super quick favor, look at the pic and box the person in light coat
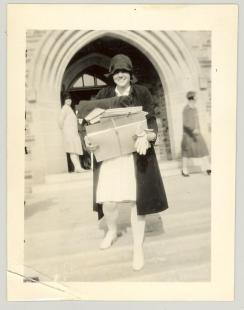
[59,95,84,173]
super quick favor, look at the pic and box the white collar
[115,85,131,97]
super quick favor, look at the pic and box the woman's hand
[135,134,150,155]
[84,136,99,152]
[134,128,156,155]
[134,129,152,155]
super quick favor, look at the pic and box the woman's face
[65,98,72,106]
[113,70,131,89]
[188,98,196,108]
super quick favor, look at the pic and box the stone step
[161,168,181,177]
[24,230,210,282]
[31,179,91,194]
[31,159,204,194]
[29,161,182,193]
[45,171,92,184]
[44,160,181,184]
[32,172,180,195]
[24,205,209,262]
[159,160,181,170]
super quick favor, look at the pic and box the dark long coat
[181,105,209,158]
[90,84,169,219]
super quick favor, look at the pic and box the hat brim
[104,72,138,84]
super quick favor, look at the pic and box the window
[73,76,84,88]
[72,74,106,88]
[96,78,106,86]
[83,74,95,87]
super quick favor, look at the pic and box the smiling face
[65,98,72,106]
[112,70,131,89]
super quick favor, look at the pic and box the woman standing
[181,91,211,176]
[59,94,85,173]
[85,54,168,270]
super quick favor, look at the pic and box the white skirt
[96,154,136,203]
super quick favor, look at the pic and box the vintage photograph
[24,30,211,282]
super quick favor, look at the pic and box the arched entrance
[60,52,110,171]
[61,36,173,170]
[27,30,201,181]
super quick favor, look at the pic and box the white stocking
[201,156,211,171]
[70,153,82,171]
[100,202,118,249]
[130,204,146,270]
[182,157,189,174]
[103,202,118,234]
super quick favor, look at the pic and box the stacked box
[86,111,148,162]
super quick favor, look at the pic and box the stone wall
[180,31,211,148]
[25,31,211,190]
[25,30,47,196]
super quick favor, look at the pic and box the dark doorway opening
[61,35,172,172]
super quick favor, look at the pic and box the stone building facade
[25,30,211,192]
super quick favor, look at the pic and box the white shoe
[74,168,85,173]
[132,246,144,271]
[100,231,117,250]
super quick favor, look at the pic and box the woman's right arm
[76,90,132,119]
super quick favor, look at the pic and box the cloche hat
[105,54,137,83]
[186,91,196,100]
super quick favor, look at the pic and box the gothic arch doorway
[27,30,200,178]
[61,36,173,167]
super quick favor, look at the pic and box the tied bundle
[84,106,148,162]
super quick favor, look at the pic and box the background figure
[59,94,85,173]
[181,91,211,176]
[77,119,91,170]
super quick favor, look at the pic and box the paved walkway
[24,171,211,282]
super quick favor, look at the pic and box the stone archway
[62,53,110,90]
[27,30,201,180]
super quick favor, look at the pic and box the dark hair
[63,95,76,112]
[64,94,71,101]
[186,91,196,100]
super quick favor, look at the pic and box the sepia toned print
[7,4,237,301]
[24,30,211,281]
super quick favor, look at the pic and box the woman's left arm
[142,88,158,142]
[134,87,158,155]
